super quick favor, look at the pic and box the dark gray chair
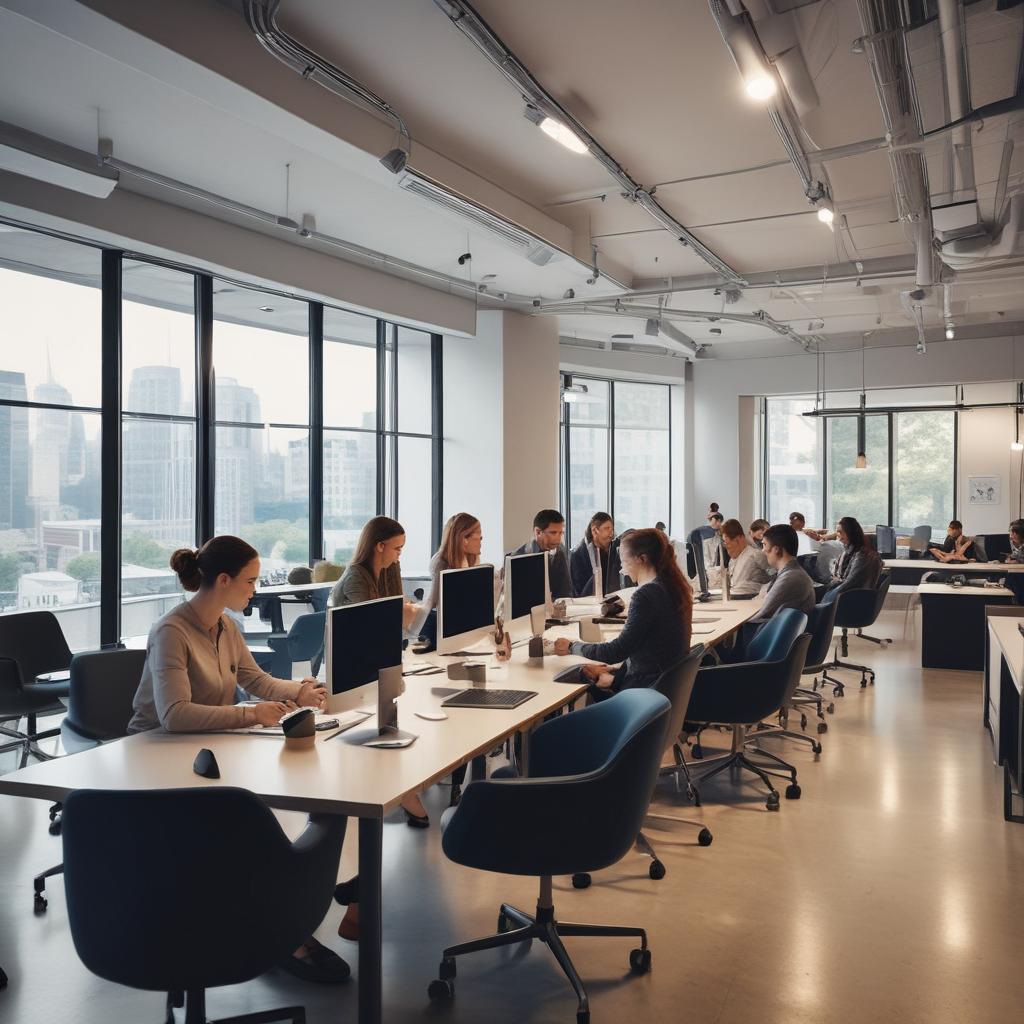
[62,787,346,1024]
[820,574,891,692]
[0,610,74,767]
[430,690,670,1024]
[34,648,147,912]
[250,611,325,680]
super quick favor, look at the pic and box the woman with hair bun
[553,527,692,695]
[128,536,346,982]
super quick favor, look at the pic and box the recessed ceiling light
[744,75,776,101]
[523,103,588,154]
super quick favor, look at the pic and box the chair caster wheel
[697,827,713,847]
[785,783,801,799]
[428,979,454,1001]
[572,872,592,889]
[817,722,827,734]
[811,742,822,754]
[861,677,868,688]
[827,703,835,714]
[799,714,807,731]
[629,948,652,974]
[649,859,666,880]
[577,1011,591,1024]
[692,744,703,759]
[766,793,780,811]
[438,957,456,981]
[33,894,47,913]
[48,819,62,836]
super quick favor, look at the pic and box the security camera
[457,253,472,266]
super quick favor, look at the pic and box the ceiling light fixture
[744,74,776,101]
[561,375,589,404]
[1014,389,1024,451]
[816,201,835,227]
[523,103,588,154]
[0,120,118,198]
[855,334,868,470]
[945,324,955,340]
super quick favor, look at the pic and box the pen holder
[281,707,316,750]
[448,661,487,685]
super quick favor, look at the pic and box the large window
[560,376,672,546]
[0,220,444,649]
[765,397,822,526]
[764,392,956,532]
[0,230,103,651]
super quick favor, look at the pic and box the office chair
[788,600,839,732]
[683,609,808,810]
[33,648,146,912]
[250,611,325,680]
[571,645,711,891]
[0,610,74,768]
[819,575,891,693]
[62,787,346,1024]
[430,690,670,1024]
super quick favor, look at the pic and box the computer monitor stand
[362,665,418,748]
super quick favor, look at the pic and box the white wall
[691,334,1024,534]
[444,311,560,560]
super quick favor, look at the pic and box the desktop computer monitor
[875,525,897,558]
[324,595,404,713]
[437,563,496,655]
[686,540,710,599]
[504,551,549,623]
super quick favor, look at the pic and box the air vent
[399,171,559,264]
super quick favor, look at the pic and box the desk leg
[358,817,383,1024]
[469,754,487,783]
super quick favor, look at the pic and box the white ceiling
[0,0,1022,359]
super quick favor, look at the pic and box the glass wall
[894,411,956,533]
[0,220,443,648]
[765,396,822,526]
[0,230,103,651]
[826,415,890,529]
[560,376,672,547]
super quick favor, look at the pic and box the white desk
[0,600,761,1022]
[985,614,1024,821]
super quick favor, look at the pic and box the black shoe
[404,807,430,828]
[333,876,359,906]
[278,940,350,984]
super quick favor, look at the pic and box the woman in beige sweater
[129,536,347,985]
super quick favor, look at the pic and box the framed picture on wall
[967,476,1000,505]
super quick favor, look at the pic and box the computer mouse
[193,748,220,779]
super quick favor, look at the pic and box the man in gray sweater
[749,523,816,624]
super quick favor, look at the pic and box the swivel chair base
[856,627,892,647]
[751,719,822,755]
[0,715,60,769]
[167,987,304,1024]
[428,876,651,1024]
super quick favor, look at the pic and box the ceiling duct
[398,171,559,264]
[432,0,745,285]
[244,0,411,173]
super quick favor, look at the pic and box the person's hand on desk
[553,637,573,656]
[252,701,291,727]
[296,678,327,709]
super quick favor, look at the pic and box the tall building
[0,370,29,529]
[214,377,260,535]
[29,378,75,525]
[123,366,195,544]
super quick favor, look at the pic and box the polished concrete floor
[2,609,1023,1024]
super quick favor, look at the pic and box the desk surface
[989,616,1024,694]
[917,582,1014,597]
[254,581,335,595]
[882,559,1024,573]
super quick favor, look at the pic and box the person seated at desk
[507,508,574,599]
[749,518,770,549]
[552,528,692,697]
[1004,520,1024,563]
[418,512,486,645]
[128,536,346,984]
[929,519,983,563]
[570,511,622,597]
[822,517,881,602]
[749,525,816,625]
[721,518,770,596]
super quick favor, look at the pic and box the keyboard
[441,688,537,710]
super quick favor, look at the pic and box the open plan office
[2,2,1024,1023]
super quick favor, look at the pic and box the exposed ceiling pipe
[707,1,832,217]
[536,299,819,350]
[97,143,536,307]
[244,0,411,173]
[432,0,745,285]
[936,0,976,198]
[657,321,701,359]
[855,0,936,289]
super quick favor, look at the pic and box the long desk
[248,581,335,632]
[0,598,760,1022]
[918,582,1014,670]
[883,558,1024,587]
[985,615,1024,822]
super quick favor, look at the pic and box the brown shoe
[338,902,360,941]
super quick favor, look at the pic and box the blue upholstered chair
[250,611,325,680]
[429,689,670,1024]
[684,609,809,810]
[62,787,345,1024]
[820,573,891,692]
